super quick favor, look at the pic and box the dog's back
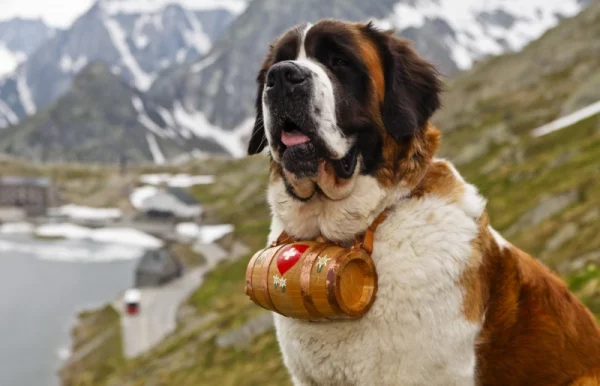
[475,242,600,385]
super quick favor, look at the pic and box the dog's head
[248,19,442,202]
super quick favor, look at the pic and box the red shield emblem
[277,244,309,275]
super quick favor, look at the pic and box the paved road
[117,266,208,358]
[116,241,249,358]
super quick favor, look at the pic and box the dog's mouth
[281,119,310,148]
[279,120,358,181]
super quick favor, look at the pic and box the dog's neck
[268,124,440,244]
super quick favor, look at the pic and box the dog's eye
[331,56,349,68]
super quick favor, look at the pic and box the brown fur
[474,238,600,385]
[412,157,600,384]
[375,123,441,189]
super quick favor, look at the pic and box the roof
[124,289,141,303]
[136,248,182,275]
[0,176,51,187]
[167,187,200,206]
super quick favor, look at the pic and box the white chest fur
[269,185,484,386]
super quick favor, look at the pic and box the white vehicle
[124,288,141,315]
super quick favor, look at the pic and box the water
[0,236,142,386]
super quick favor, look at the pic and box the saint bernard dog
[247,19,600,386]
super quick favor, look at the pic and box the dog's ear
[367,25,442,142]
[247,51,274,155]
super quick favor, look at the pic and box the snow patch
[133,34,149,49]
[156,106,175,126]
[0,222,34,235]
[172,102,244,157]
[36,223,92,239]
[60,55,89,73]
[139,173,215,187]
[89,227,163,248]
[103,16,154,90]
[175,222,202,239]
[531,100,600,137]
[102,0,247,16]
[146,133,166,165]
[16,71,36,115]
[182,9,212,55]
[132,96,144,112]
[233,116,255,138]
[176,222,234,243]
[54,204,123,221]
[387,0,583,69]
[191,52,221,73]
[198,224,234,244]
[34,223,163,248]
[131,96,167,138]
[0,44,25,76]
[0,99,19,126]
[0,238,146,263]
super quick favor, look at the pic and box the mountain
[0,62,226,164]
[0,18,55,77]
[378,0,589,72]
[0,18,55,127]
[146,0,589,158]
[0,0,591,162]
[0,0,244,129]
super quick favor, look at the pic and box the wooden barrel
[245,241,377,321]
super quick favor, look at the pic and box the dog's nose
[266,62,307,91]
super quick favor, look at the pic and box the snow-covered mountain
[144,0,591,159]
[379,0,587,70]
[0,0,245,128]
[0,0,592,162]
[0,18,55,77]
[0,61,228,164]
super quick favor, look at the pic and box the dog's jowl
[247,19,600,386]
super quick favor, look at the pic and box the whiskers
[248,117,269,152]
[335,93,354,107]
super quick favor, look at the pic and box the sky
[0,0,95,28]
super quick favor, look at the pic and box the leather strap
[359,211,388,254]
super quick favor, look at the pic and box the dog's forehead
[273,21,361,59]
[304,21,361,52]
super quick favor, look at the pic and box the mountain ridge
[0,0,593,163]
[0,0,242,129]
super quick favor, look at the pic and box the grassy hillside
[60,1,600,384]
[61,113,599,385]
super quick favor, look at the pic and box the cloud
[0,0,95,28]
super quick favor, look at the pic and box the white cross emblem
[283,248,298,260]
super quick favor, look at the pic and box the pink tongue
[281,131,310,147]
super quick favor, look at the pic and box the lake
[0,235,143,386]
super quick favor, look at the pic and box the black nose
[266,62,307,90]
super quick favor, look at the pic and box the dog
[247,19,600,386]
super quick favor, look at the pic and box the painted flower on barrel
[317,255,331,273]
[273,275,287,293]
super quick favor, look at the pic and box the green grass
[569,264,600,315]
[59,306,124,386]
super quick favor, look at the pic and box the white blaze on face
[262,22,353,160]
[262,101,276,159]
